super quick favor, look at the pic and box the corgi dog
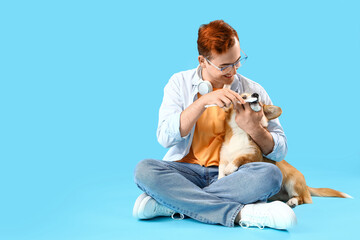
[219,93,352,207]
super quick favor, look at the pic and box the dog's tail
[307,186,353,198]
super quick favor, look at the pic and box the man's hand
[180,89,243,138]
[234,102,275,155]
[200,89,245,108]
[234,102,264,134]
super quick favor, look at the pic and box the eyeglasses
[204,49,248,74]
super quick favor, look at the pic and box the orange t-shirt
[177,89,226,167]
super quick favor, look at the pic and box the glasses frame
[204,48,248,73]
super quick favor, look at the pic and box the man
[133,20,297,229]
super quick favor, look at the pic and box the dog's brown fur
[219,93,351,207]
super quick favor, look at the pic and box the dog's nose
[251,93,259,99]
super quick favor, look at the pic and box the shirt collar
[191,65,203,86]
[192,65,240,92]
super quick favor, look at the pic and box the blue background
[1,0,359,239]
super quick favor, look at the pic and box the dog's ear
[263,105,282,120]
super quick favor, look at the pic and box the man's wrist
[196,95,208,108]
[246,123,265,138]
[247,124,275,155]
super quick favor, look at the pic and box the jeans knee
[134,159,160,187]
[264,163,283,195]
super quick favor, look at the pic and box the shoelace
[171,212,185,220]
[154,203,184,220]
[155,203,172,215]
[239,207,269,229]
[240,220,265,229]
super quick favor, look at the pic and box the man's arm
[180,89,245,137]
[180,98,206,137]
[247,123,275,155]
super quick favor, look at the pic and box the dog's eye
[242,96,247,99]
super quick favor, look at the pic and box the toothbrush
[205,97,258,108]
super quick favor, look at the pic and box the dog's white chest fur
[220,113,256,164]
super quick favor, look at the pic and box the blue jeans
[134,159,282,227]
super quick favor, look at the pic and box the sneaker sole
[133,193,149,218]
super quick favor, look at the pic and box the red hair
[197,20,239,59]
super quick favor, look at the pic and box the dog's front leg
[223,161,239,176]
[218,164,226,179]
[224,154,256,176]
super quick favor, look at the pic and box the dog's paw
[218,173,225,180]
[224,164,238,176]
[286,198,299,208]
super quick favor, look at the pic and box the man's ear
[198,55,207,69]
[263,105,282,120]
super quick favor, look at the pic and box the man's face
[200,38,241,88]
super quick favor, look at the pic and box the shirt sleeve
[264,118,288,161]
[259,88,288,161]
[156,74,188,148]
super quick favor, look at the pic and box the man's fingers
[243,102,251,111]
[224,89,245,105]
[234,102,245,112]
[220,96,232,108]
[215,100,225,108]
[232,91,246,104]
[224,93,239,107]
[211,89,248,108]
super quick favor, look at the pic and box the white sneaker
[133,193,178,219]
[239,201,297,230]
[132,193,149,218]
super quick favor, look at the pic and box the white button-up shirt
[157,66,287,162]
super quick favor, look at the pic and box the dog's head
[240,93,282,127]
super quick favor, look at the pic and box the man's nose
[230,65,237,75]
